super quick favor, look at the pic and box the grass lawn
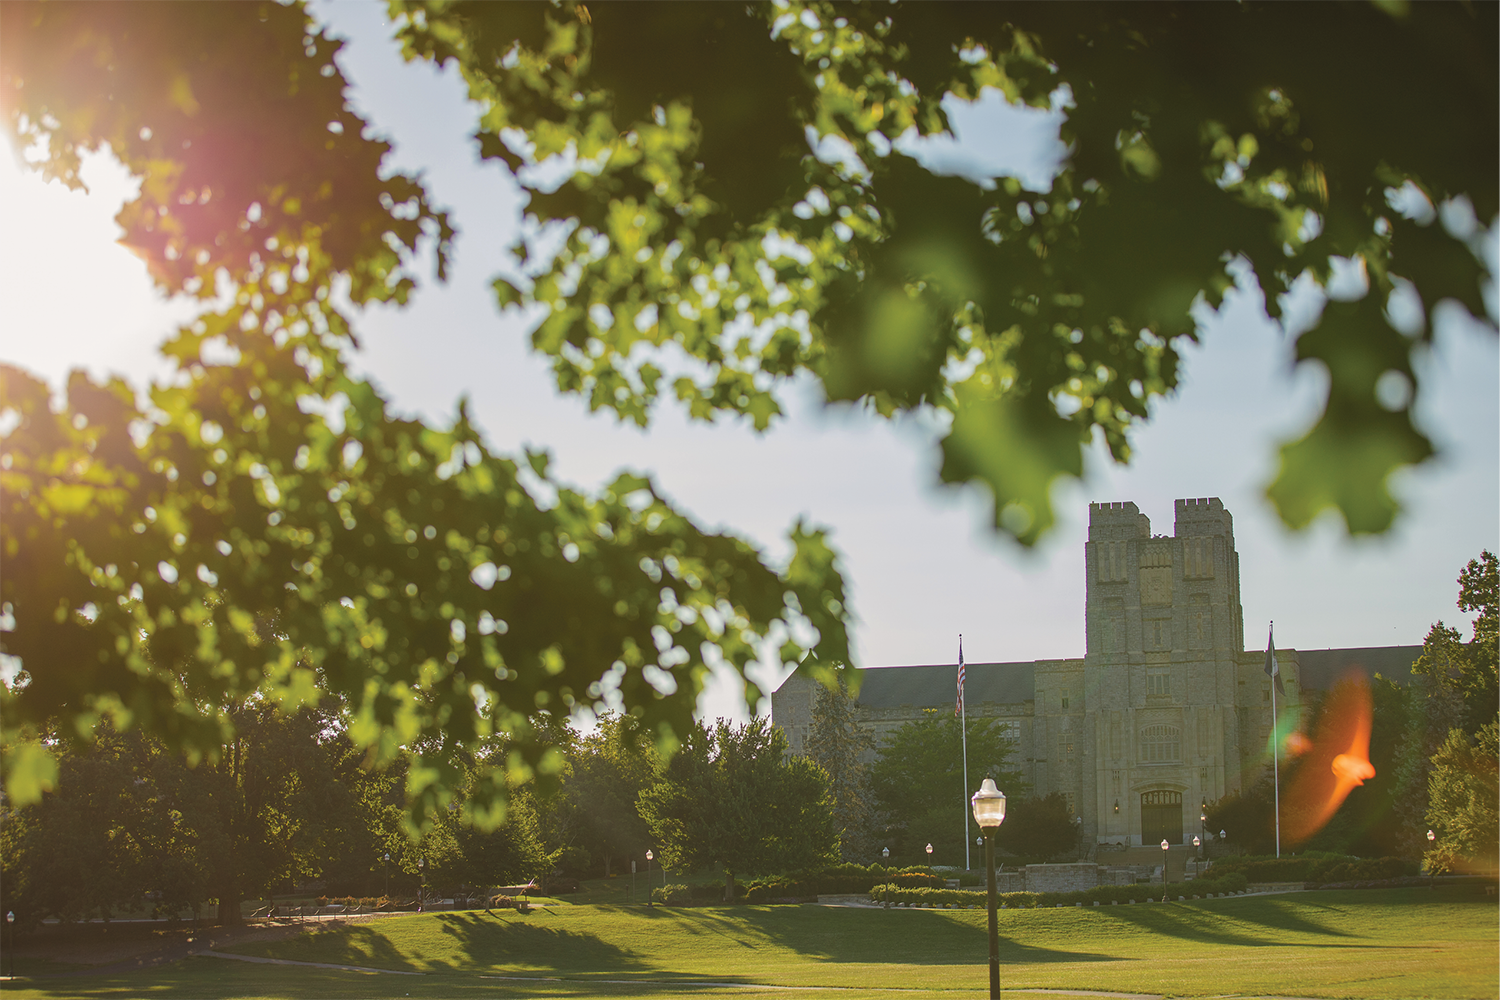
[5,885,1494,999]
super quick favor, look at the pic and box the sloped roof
[852,661,1040,710]
[1293,645,1422,690]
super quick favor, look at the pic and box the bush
[688,881,744,901]
[866,871,1251,909]
[652,884,693,906]
[1210,853,1415,884]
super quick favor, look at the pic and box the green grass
[6,885,1495,999]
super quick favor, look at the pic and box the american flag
[955,636,965,718]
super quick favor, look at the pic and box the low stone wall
[1023,863,1103,894]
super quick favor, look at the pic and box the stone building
[771,498,1419,848]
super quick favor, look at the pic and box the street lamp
[1074,816,1083,860]
[881,847,890,909]
[971,777,1008,1000]
[1160,839,1170,902]
[1193,835,1202,877]
[645,850,655,907]
[5,910,13,979]
[925,843,933,864]
[383,852,390,900]
[1427,829,1436,890]
[417,856,426,913]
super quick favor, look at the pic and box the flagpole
[959,635,971,872]
[1269,622,1281,859]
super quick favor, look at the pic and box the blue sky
[3,2,1495,722]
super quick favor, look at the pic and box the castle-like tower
[769,498,1398,849]
[1074,498,1272,845]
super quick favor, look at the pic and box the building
[771,498,1419,848]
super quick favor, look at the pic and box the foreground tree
[3,2,1493,808]
[397,0,1496,541]
[637,718,836,900]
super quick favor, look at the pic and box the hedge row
[1210,855,1415,883]
[742,864,943,901]
[867,871,1250,909]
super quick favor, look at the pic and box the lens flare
[1281,672,1374,845]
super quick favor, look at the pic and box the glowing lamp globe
[971,778,1007,829]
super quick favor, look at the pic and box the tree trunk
[604,852,612,877]
[216,887,243,926]
[723,868,735,903]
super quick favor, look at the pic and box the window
[1147,668,1169,696]
[1061,692,1070,710]
[1140,725,1180,763]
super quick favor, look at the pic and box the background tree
[802,673,877,862]
[638,718,836,901]
[870,710,1023,863]
[558,710,657,875]
[995,792,1077,862]
[1423,720,1499,875]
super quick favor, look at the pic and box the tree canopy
[636,717,836,899]
[2,1,1495,811]
[869,710,1023,861]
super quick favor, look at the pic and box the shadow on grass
[618,905,1117,968]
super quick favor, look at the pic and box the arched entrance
[1141,790,1183,845]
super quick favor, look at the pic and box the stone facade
[771,498,1419,849]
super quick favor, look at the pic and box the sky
[3,3,1496,723]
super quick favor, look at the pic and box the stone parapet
[1023,863,1103,894]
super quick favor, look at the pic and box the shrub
[866,872,1252,910]
[688,881,744,901]
[652,884,693,906]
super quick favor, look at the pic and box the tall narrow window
[1147,668,1169,696]
[1140,725,1181,763]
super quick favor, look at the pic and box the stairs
[1107,845,1194,883]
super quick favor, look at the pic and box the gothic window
[1140,725,1181,763]
[1147,668,1169,696]
[1149,620,1166,649]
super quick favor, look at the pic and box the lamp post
[1193,835,1202,879]
[1427,829,1436,889]
[1160,839,1170,902]
[1074,816,1083,860]
[646,850,655,907]
[881,847,890,909]
[417,856,426,913]
[971,777,1008,1000]
[383,852,390,900]
[925,843,933,864]
[5,910,13,979]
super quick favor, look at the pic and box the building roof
[852,661,1039,710]
[1293,645,1422,690]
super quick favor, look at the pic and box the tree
[1423,720,1499,875]
[802,673,877,862]
[395,0,1496,541]
[870,710,1023,862]
[995,792,1076,862]
[541,713,656,877]
[3,2,1493,807]
[637,718,836,901]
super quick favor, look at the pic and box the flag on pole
[1264,625,1283,697]
[955,638,965,718]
